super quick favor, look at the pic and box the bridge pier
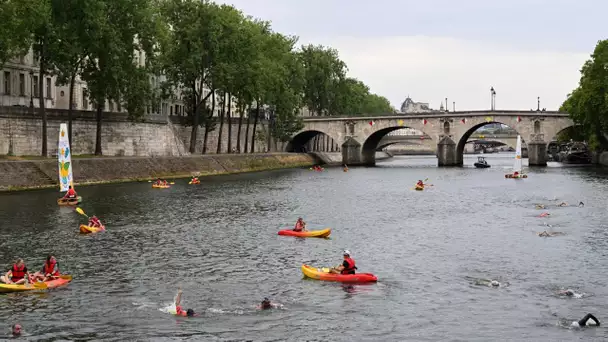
[437,136,459,166]
[342,137,364,166]
[527,141,547,166]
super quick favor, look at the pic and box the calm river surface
[1,154,608,341]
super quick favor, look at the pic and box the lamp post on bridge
[537,96,540,111]
[490,87,496,111]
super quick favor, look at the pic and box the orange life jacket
[43,260,59,276]
[341,257,357,275]
[11,264,26,281]
[66,188,76,197]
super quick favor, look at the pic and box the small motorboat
[474,157,490,168]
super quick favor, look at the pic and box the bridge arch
[362,126,435,165]
[456,122,524,165]
[285,130,341,153]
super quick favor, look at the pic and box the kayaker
[293,218,306,232]
[33,255,60,281]
[174,288,196,317]
[155,178,162,185]
[0,259,30,284]
[63,185,77,199]
[88,215,103,228]
[571,313,600,328]
[416,180,424,187]
[329,250,357,275]
[191,177,199,183]
[513,171,519,177]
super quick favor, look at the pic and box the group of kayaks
[277,226,378,283]
[151,177,200,188]
[0,275,73,293]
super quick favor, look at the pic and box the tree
[0,0,41,67]
[299,44,347,116]
[49,0,88,145]
[561,39,608,150]
[158,0,219,153]
[80,0,158,155]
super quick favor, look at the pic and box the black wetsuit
[578,314,600,327]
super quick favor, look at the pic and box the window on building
[33,50,40,63]
[82,90,88,109]
[19,73,25,96]
[109,101,114,112]
[4,71,11,95]
[33,76,39,97]
[45,77,51,98]
[170,106,173,116]
[117,101,121,112]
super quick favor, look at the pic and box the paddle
[148,180,175,184]
[75,207,89,218]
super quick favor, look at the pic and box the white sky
[215,0,603,111]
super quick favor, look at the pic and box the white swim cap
[491,280,499,286]
[343,250,351,256]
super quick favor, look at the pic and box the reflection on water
[0,155,607,340]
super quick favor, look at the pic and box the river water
[1,154,607,341]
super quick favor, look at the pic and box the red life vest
[294,222,304,231]
[341,257,357,275]
[66,188,76,197]
[43,260,58,276]
[11,264,26,281]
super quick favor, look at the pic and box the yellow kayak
[278,228,331,238]
[414,185,424,191]
[79,224,105,234]
[152,184,170,189]
[0,275,72,293]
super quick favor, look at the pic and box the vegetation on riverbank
[561,39,608,151]
[0,0,394,157]
[0,153,316,192]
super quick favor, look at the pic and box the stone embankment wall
[0,153,317,191]
[0,107,272,157]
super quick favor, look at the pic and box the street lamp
[29,70,34,108]
[490,87,496,111]
[537,96,540,111]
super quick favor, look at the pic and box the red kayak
[278,228,331,238]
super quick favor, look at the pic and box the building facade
[0,47,58,109]
[399,96,434,114]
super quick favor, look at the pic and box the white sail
[58,123,74,192]
[513,135,523,172]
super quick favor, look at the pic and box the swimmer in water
[12,324,22,337]
[538,231,564,237]
[174,287,196,317]
[578,201,584,207]
[535,204,546,209]
[260,298,272,310]
[571,313,600,328]
[558,289,583,298]
[538,212,550,218]
[474,278,502,287]
[558,202,568,207]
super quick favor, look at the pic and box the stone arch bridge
[287,110,574,166]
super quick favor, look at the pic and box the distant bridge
[288,110,574,166]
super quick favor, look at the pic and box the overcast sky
[215,0,604,111]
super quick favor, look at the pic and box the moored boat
[301,264,377,283]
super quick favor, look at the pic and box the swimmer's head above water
[490,280,500,287]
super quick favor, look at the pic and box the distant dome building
[400,96,434,114]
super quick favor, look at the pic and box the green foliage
[0,0,43,66]
[561,39,608,149]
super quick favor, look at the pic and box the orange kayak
[301,264,378,283]
[79,224,105,234]
[278,228,331,238]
